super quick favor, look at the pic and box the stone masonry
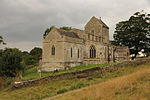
[41,16,130,72]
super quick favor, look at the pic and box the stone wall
[41,28,65,71]
[115,46,130,62]
[13,58,150,89]
[85,16,109,44]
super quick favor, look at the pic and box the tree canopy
[112,11,150,58]
[30,47,42,61]
[0,47,42,77]
[0,36,6,45]
[0,48,23,77]
[44,26,54,37]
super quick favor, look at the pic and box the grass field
[22,63,112,81]
[50,65,150,100]
[0,62,150,100]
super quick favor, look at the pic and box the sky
[0,0,150,51]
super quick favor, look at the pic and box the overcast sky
[0,0,150,51]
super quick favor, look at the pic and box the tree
[0,48,23,77]
[30,47,42,62]
[113,11,150,59]
[0,36,6,45]
[24,55,37,65]
[44,26,54,36]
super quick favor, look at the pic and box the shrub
[57,88,68,94]
[60,26,72,30]
[0,48,23,77]
[23,55,37,65]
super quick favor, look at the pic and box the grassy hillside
[22,63,111,81]
[0,62,150,100]
[50,65,150,100]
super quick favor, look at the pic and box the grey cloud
[0,0,150,51]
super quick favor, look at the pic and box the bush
[30,47,42,61]
[0,77,14,88]
[23,55,37,65]
[0,48,23,77]
[60,26,72,30]
[57,88,68,94]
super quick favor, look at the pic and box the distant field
[0,62,150,100]
[49,64,150,100]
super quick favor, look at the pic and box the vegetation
[44,26,54,36]
[112,11,150,59]
[0,35,6,45]
[51,65,150,100]
[0,48,23,77]
[23,47,42,66]
[0,47,42,88]
[57,88,68,94]
[22,63,111,81]
[0,62,149,100]
[60,26,72,30]
[30,47,42,61]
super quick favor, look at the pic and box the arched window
[90,45,96,58]
[71,48,72,57]
[51,45,55,55]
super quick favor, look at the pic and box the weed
[57,88,68,94]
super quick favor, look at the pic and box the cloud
[0,41,42,52]
[0,0,150,51]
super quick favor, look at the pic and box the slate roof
[57,29,80,39]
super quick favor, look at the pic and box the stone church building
[41,16,129,71]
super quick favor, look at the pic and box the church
[41,16,129,72]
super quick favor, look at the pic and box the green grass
[0,63,149,100]
[22,67,50,81]
[22,63,113,81]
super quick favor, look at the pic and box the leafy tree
[0,48,23,77]
[21,48,42,66]
[23,55,37,65]
[22,51,29,56]
[44,26,54,36]
[113,11,150,59]
[21,51,34,66]
[30,47,42,62]
[0,36,6,45]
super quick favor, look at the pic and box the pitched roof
[99,19,109,29]
[57,29,80,39]
[85,16,109,29]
